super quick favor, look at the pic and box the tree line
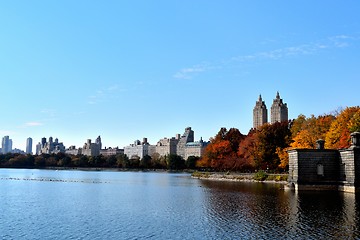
[0,152,199,170]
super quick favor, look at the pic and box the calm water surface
[0,169,359,239]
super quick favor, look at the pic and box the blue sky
[1,1,359,152]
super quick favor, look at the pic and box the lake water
[0,169,359,239]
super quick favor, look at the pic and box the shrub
[254,170,268,181]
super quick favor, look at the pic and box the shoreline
[0,166,195,174]
[191,172,288,185]
[0,167,288,185]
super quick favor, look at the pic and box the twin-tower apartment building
[253,91,288,129]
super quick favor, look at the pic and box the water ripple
[1,169,359,239]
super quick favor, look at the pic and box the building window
[317,163,324,176]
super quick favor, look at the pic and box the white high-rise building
[26,137,33,154]
[2,136,12,154]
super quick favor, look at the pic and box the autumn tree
[276,147,289,170]
[325,106,360,149]
[197,127,245,171]
[290,114,307,138]
[254,121,292,171]
[291,114,335,149]
[237,129,257,171]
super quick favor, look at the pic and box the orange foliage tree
[291,114,335,149]
[197,127,246,171]
[253,121,292,171]
[276,147,290,170]
[237,129,257,171]
[325,106,360,149]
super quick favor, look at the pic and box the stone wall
[356,149,360,187]
[288,149,339,185]
[288,132,360,193]
[340,148,360,187]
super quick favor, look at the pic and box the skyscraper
[95,136,102,149]
[26,137,33,154]
[1,136,12,154]
[253,94,268,129]
[270,91,288,124]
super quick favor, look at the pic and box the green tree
[186,156,200,169]
[140,155,152,169]
[116,154,129,168]
[106,155,117,167]
[166,154,185,170]
[34,155,46,167]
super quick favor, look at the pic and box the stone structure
[39,137,65,154]
[270,91,288,124]
[124,138,155,159]
[253,95,268,129]
[288,132,360,193]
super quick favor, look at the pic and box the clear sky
[1,1,359,152]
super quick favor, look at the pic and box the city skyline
[1,1,359,151]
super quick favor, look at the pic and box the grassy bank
[192,171,288,183]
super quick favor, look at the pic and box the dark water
[0,169,359,239]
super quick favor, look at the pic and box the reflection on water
[0,169,359,239]
[200,180,360,239]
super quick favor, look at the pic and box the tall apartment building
[65,145,82,155]
[100,147,124,156]
[26,137,33,154]
[270,91,288,124]
[124,138,156,159]
[253,92,288,128]
[155,137,179,157]
[253,95,268,129]
[124,127,209,160]
[82,138,101,157]
[39,137,65,154]
[184,137,209,160]
[176,127,194,159]
[95,136,102,150]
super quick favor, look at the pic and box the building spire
[259,94,262,102]
[276,91,280,99]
